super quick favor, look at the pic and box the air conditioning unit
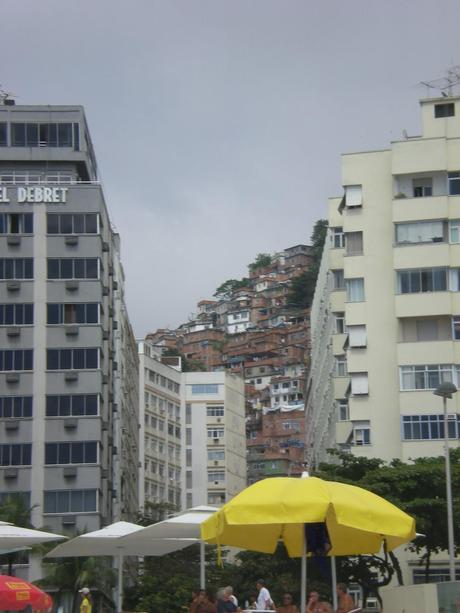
[217,418,222,423]
[214,460,219,466]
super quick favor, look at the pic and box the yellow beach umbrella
[201,475,416,611]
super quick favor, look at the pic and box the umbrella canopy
[0,523,65,549]
[0,574,53,611]
[201,476,416,556]
[47,521,196,558]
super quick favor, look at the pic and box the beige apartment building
[306,94,460,582]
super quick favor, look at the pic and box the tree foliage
[248,253,273,272]
[214,278,251,297]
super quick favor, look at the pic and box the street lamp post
[433,381,457,582]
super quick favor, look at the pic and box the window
[0,213,33,234]
[0,123,6,146]
[46,395,98,417]
[46,348,99,370]
[0,304,33,325]
[47,213,98,234]
[186,428,192,445]
[185,403,191,424]
[353,424,371,446]
[453,317,460,340]
[331,227,345,248]
[334,312,345,334]
[11,123,73,147]
[206,405,224,417]
[0,350,33,371]
[47,303,99,324]
[338,399,349,421]
[346,278,365,302]
[412,178,433,198]
[208,449,225,461]
[0,444,32,466]
[434,103,455,118]
[345,185,363,208]
[0,258,33,279]
[45,441,98,464]
[335,355,348,377]
[450,220,460,243]
[47,258,99,280]
[348,325,367,348]
[207,427,224,439]
[402,414,459,440]
[0,396,32,418]
[208,470,225,482]
[416,319,438,341]
[351,372,369,395]
[396,221,444,244]
[191,384,219,394]
[44,489,97,513]
[448,172,460,196]
[397,268,447,293]
[332,269,345,290]
[345,232,363,255]
[400,364,457,390]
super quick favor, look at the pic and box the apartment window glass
[207,406,224,417]
[208,470,225,482]
[434,103,455,118]
[334,312,345,334]
[0,123,6,146]
[44,489,97,514]
[46,348,98,370]
[346,278,365,302]
[47,213,98,234]
[0,304,33,325]
[11,123,72,147]
[208,449,225,461]
[396,221,444,244]
[0,350,33,371]
[46,395,98,417]
[186,449,192,467]
[336,355,347,377]
[453,317,460,340]
[332,269,345,290]
[207,427,224,439]
[400,364,455,390]
[397,268,447,293]
[0,213,33,234]
[47,258,99,280]
[47,303,99,324]
[448,172,460,196]
[402,414,459,440]
[185,403,192,424]
[0,258,33,279]
[0,396,32,418]
[345,232,363,255]
[45,441,97,464]
[338,399,349,421]
[412,178,433,198]
[331,227,345,248]
[353,425,371,446]
[0,444,32,466]
[191,384,219,394]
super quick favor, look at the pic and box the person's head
[308,591,319,603]
[337,583,348,595]
[79,588,90,598]
[282,593,294,606]
[225,586,234,596]
[222,587,233,601]
[256,579,266,590]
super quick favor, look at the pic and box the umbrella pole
[116,553,123,613]
[300,529,307,613]
[331,556,338,610]
[200,541,205,589]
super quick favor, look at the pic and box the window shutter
[345,185,363,207]
[351,372,369,395]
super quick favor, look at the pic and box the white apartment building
[182,371,246,508]
[138,340,182,510]
[307,94,460,467]
[306,94,460,583]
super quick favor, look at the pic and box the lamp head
[433,381,458,399]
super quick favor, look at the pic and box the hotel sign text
[0,186,68,203]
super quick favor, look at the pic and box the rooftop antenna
[419,65,460,97]
[0,86,16,105]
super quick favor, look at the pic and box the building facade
[0,103,139,577]
[182,371,246,508]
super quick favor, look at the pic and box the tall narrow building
[307,94,460,581]
[0,101,139,577]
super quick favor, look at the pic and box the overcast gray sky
[2,0,459,335]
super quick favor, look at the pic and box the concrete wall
[381,583,438,613]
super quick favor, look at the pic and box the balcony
[395,292,453,318]
[397,339,459,365]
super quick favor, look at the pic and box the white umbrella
[120,506,218,589]
[46,520,196,613]
[0,522,65,548]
